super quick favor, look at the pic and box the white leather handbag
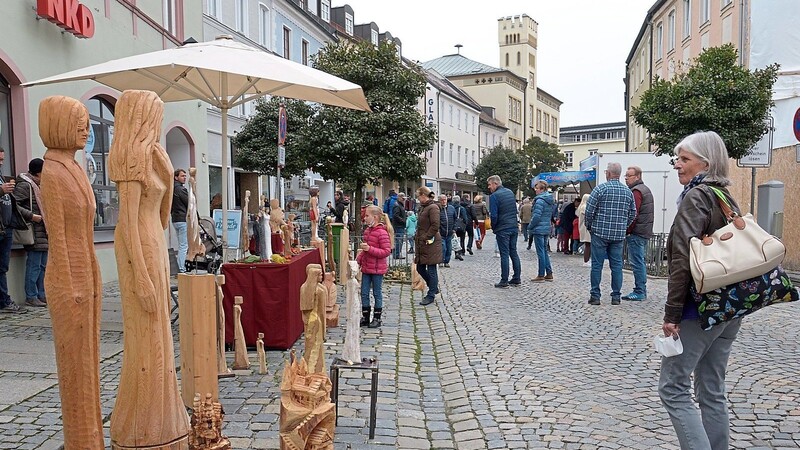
[689,187,785,293]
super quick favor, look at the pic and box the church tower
[498,14,538,141]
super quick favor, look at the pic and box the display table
[221,249,322,349]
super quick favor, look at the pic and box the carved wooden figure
[338,223,350,284]
[342,262,362,364]
[186,167,205,266]
[189,393,231,450]
[323,272,339,329]
[281,224,291,259]
[240,190,250,258]
[269,198,285,233]
[232,296,251,370]
[279,350,335,450]
[215,275,231,376]
[108,90,189,449]
[299,264,327,374]
[325,217,336,275]
[38,95,104,449]
[262,211,272,260]
[309,186,320,242]
[257,333,267,375]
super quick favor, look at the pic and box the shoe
[611,298,621,305]
[368,308,382,328]
[476,242,482,249]
[419,296,435,306]
[494,252,500,258]
[467,248,473,255]
[588,297,601,305]
[582,261,591,267]
[544,273,554,282]
[360,306,371,327]
[455,254,463,261]
[531,276,546,283]
[407,250,414,254]
[622,293,647,301]
[25,298,47,308]
[0,302,23,313]
[494,282,510,289]
[444,263,451,268]
[38,297,47,304]
[509,280,521,287]
[438,263,444,268]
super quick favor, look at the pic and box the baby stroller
[184,216,224,274]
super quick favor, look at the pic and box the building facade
[559,122,626,172]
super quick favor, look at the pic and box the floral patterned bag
[691,266,799,330]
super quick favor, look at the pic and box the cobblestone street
[1,235,799,449]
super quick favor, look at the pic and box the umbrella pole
[221,73,229,259]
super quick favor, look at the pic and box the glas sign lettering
[37,0,96,39]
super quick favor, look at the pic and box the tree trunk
[353,186,365,235]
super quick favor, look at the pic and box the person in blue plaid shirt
[584,162,636,306]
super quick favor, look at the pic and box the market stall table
[222,249,322,349]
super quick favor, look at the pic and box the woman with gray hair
[659,130,740,450]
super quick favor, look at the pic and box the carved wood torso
[300,265,327,374]
[186,168,205,262]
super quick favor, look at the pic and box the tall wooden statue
[186,167,205,266]
[338,222,350,284]
[323,272,339,329]
[309,186,320,242]
[257,333,267,375]
[342,262,362,364]
[215,275,231,376]
[270,198,285,255]
[240,190,250,258]
[38,95,104,449]
[299,264,327,374]
[325,217,336,275]
[279,350,335,449]
[232,296,251,370]
[108,90,189,449]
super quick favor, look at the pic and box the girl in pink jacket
[356,205,392,328]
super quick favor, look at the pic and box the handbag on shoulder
[12,182,34,246]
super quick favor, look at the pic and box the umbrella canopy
[24,35,371,248]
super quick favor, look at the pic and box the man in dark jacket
[560,198,579,254]
[438,194,455,267]
[458,194,474,256]
[623,165,654,301]
[0,148,25,313]
[171,169,189,273]
[391,193,407,259]
[488,175,521,288]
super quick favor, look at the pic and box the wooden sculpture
[38,95,104,449]
[342,262,362,364]
[281,224,291,259]
[269,198,285,233]
[186,167,205,266]
[189,393,231,450]
[215,275,231,376]
[232,296,251,370]
[239,190,250,258]
[178,274,219,407]
[323,272,339,329]
[325,217,336,275]
[338,223,350,285]
[309,186,320,242]
[279,350,335,450]
[257,333,267,375]
[108,90,189,449]
[299,264,327,374]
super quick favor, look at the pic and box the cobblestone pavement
[1,235,799,449]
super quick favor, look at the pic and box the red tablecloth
[222,249,322,350]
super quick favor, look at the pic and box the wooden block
[232,296,251,370]
[178,273,220,408]
[215,275,230,376]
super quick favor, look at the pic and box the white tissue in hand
[654,335,683,357]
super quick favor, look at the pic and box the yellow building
[559,122,626,172]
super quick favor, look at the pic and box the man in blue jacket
[438,194,455,267]
[488,175,521,288]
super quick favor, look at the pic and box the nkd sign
[37,0,96,39]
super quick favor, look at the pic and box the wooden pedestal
[178,274,220,408]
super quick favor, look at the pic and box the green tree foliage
[305,40,438,229]
[521,136,566,176]
[473,146,529,194]
[232,96,314,178]
[632,44,778,159]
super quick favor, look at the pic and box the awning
[531,170,596,187]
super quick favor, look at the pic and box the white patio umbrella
[23,35,371,245]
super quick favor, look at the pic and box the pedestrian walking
[452,195,467,261]
[0,148,24,313]
[519,198,532,243]
[414,187,441,306]
[438,194,455,267]
[487,175,521,288]
[658,130,742,450]
[527,180,554,282]
[623,165,654,301]
[171,168,188,272]
[577,193,591,267]
[356,205,392,328]
[560,198,580,254]
[390,193,407,259]
[459,194,474,255]
[14,158,49,307]
[471,195,488,249]
[405,210,417,254]
[584,162,636,305]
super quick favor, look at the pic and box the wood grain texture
[323,272,339,329]
[232,296,251,370]
[108,90,189,449]
[215,275,230,375]
[257,333,267,375]
[342,262,362,364]
[299,264,327,374]
[186,168,205,263]
[38,95,104,450]
[178,274,219,407]
[278,351,335,450]
[338,225,350,285]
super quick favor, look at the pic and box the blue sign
[531,171,596,187]
[212,209,242,249]
[579,154,598,171]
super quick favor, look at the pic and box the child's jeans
[361,273,384,309]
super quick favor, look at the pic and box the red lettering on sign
[36,0,95,39]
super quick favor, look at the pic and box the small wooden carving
[240,190,250,258]
[38,95,104,449]
[279,350,335,450]
[215,275,231,376]
[269,198,285,233]
[257,333,267,375]
[309,186,320,242]
[311,239,325,269]
[299,264,327,374]
[323,272,339,329]
[108,90,189,449]
[325,218,336,275]
[232,296,250,370]
[281,224,291,259]
[338,224,350,285]
[189,393,231,450]
[342,262,362,364]
[186,167,205,265]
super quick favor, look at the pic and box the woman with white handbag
[659,131,742,450]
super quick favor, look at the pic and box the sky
[335,0,655,127]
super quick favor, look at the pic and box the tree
[232,96,314,179]
[305,40,438,230]
[632,44,778,159]
[520,135,566,182]
[473,146,528,195]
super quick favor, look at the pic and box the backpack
[454,206,466,234]
[383,195,396,214]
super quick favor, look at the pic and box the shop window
[85,97,119,230]
[0,74,14,179]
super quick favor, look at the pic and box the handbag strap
[707,186,735,221]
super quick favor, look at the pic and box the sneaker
[455,254,463,261]
[582,261,591,267]
[25,298,47,308]
[467,248,473,255]
[419,297,435,306]
[588,297,601,305]
[494,282,510,289]
[443,263,451,268]
[509,280,522,287]
[0,302,23,313]
[38,297,47,304]
[544,273,554,282]
[622,293,647,301]
[611,297,621,305]
[493,252,500,258]
[531,276,546,283]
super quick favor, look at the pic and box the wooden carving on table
[342,262,362,364]
[240,190,250,258]
[279,350,335,450]
[38,95,104,449]
[189,393,230,450]
[257,332,267,375]
[232,296,251,370]
[323,272,339,329]
[281,224,291,259]
[309,185,320,242]
[338,223,350,285]
[299,264,327,374]
[108,90,189,449]
[215,275,231,376]
[325,217,336,275]
[269,198,285,234]
[186,167,205,266]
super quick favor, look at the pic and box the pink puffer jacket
[357,223,392,275]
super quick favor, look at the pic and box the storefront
[0,1,207,299]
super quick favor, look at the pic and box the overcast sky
[336,0,654,127]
